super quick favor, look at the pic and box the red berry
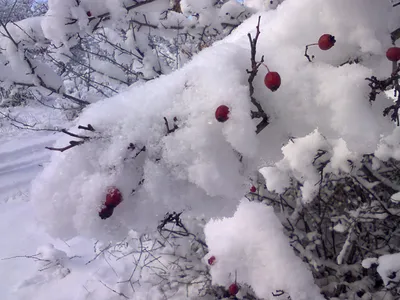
[99,206,114,219]
[228,283,239,296]
[386,47,400,62]
[208,256,216,265]
[264,71,281,92]
[215,105,230,122]
[250,185,256,193]
[318,34,336,50]
[105,186,123,208]
[86,11,92,17]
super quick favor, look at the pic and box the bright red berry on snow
[105,186,123,208]
[86,11,92,17]
[99,206,114,219]
[250,185,257,193]
[228,283,239,296]
[264,72,281,92]
[208,256,216,265]
[215,105,230,122]
[318,34,336,50]
[386,47,400,62]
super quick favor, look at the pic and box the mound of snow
[204,200,324,300]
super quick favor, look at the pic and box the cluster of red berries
[215,33,338,123]
[264,34,336,94]
[215,34,400,124]
[99,186,123,219]
[207,256,240,296]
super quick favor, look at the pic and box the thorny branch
[158,212,208,249]
[366,60,400,124]
[246,16,269,134]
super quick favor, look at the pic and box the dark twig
[246,16,269,134]
[304,43,317,62]
[61,129,90,140]
[78,124,95,132]
[45,124,96,152]
[383,94,400,126]
[158,212,208,248]
[366,75,399,102]
[164,117,178,135]
[45,140,85,152]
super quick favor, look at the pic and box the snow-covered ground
[0,130,115,300]
[0,131,53,298]
[0,133,55,200]
[0,131,62,299]
[0,107,101,300]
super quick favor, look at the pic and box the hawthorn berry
[386,47,400,62]
[86,11,92,17]
[318,34,336,50]
[105,186,123,208]
[215,105,230,122]
[264,71,281,92]
[250,185,257,193]
[208,256,216,265]
[228,283,239,296]
[99,206,114,219]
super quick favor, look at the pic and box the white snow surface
[204,200,324,300]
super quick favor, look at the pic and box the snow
[0,133,63,300]
[204,200,324,300]
[391,191,400,202]
[260,130,356,202]
[362,257,378,269]
[363,253,400,288]
[244,0,284,11]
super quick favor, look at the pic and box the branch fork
[45,124,95,152]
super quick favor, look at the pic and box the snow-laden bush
[32,0,399,239]
[17,0,400,299]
